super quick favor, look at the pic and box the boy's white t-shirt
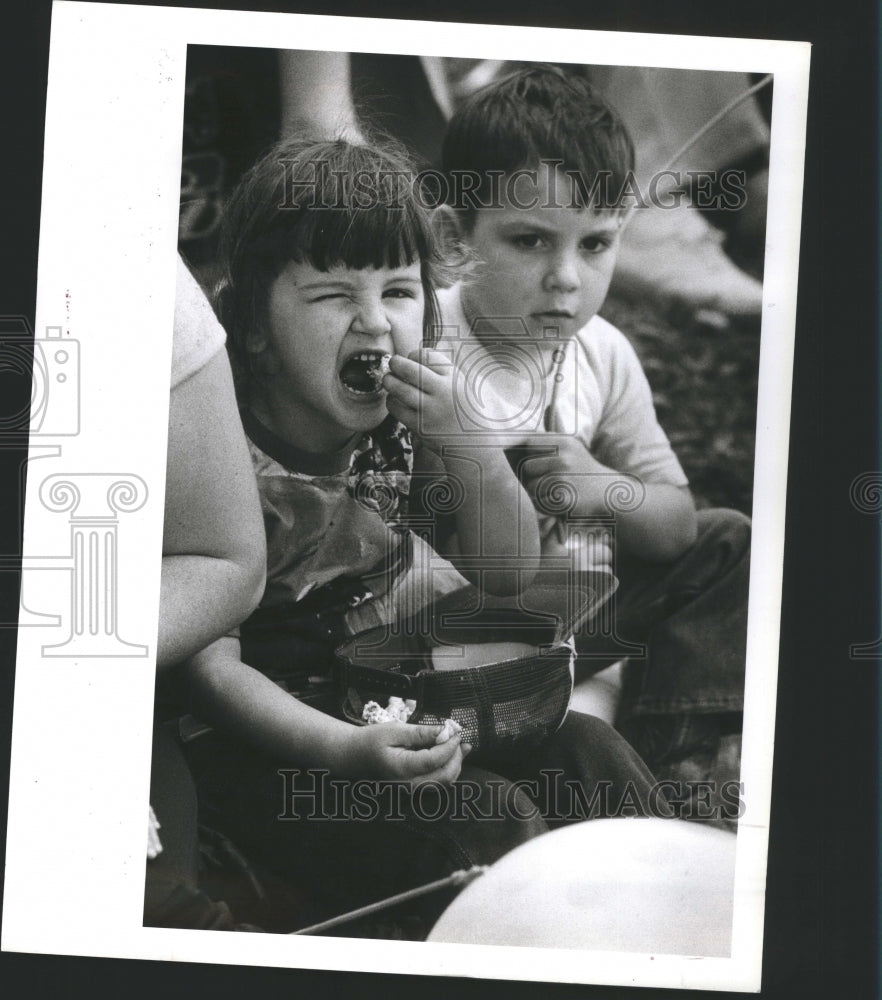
[434,283,688,489]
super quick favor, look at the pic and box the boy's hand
[347,720,471,788]
[521,436,611,519]
[521,439,695,563]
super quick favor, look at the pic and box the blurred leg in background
[593,65,770,325]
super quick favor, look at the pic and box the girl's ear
[429,202,466,249]
[246,322,282,378]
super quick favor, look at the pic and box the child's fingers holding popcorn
[382,353,434,430]
[385,350,453,395]
[359,720,468,787]
[382,360,424,413]
[384,350,464,444]
[406,347,456,376]
[399,723,470,787]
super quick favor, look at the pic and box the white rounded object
[428,818,736,957]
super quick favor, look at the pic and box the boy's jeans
[574,508,751,775]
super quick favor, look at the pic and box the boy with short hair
[434,65,750,802]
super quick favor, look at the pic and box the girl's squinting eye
[511,234,544,249]
[383,287,418,299]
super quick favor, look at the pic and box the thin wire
[661,73,774,179]
[290,864,489,936]
[622,72,774,230]
[543,344,570,543]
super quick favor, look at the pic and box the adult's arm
[159,348,266,671]
[278,50,363,142]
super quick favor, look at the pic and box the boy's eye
[581,236,612,253]
[310,293,346,302]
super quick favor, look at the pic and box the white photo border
[3,1,810,991]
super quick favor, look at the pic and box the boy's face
[261,260,424,451]
[458,165,622,345]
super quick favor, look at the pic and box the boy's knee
[451,766,549,863]
[695,507,751,558]
[554,712,657,791]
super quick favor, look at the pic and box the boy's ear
[429,202,467,248]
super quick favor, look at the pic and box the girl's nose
[351,297,392,338]
[543,252,581,293]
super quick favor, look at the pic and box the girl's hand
[385,346,550,449]
[384,348,531,449]
[383,349,463,449]
[344,721,471,788]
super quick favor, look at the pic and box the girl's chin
[340,387,386,405]
[334,393,388,428]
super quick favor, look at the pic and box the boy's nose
[544,254,581,293]
[351,299,392,337]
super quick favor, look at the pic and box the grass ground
[600,292,760,517]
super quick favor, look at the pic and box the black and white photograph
[0,2,876,998]
[161,43,777,964]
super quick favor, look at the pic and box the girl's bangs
[286,199,430,273]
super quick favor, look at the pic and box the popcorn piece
[362,700,392,724]
[386,696,416,722]
[363,695,417,725]
[434,717,463,745]
[370,353,392,389]
[363,699,462,747]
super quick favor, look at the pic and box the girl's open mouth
[338,352,392,395]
